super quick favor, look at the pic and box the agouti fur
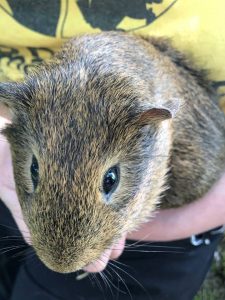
[0,32,225,273]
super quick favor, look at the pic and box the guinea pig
[0,32,225,273]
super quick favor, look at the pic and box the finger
[0,188,31,244]
[0,140,14,187]
[83,248,112,273]
[110,234,126,260]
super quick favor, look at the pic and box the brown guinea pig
[0,32,225,273]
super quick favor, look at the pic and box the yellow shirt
[0,0,225,109]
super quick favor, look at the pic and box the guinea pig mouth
[40,252,111,274]
[35,232,126,274]
[36,248,110,274]
[37,247,115,274]
[39,257,86,274]
[82,248,113,273]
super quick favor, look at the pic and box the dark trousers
[0,200,223,300]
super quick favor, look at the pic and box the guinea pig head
[0,34,180,273]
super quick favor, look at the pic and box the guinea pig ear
[0,82,26,121]
[137,107,172,125]
[136,102,179,126]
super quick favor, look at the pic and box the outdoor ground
[195,237,225,300]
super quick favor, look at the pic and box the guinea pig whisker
[125,229,186,249]
[98,251,133,272]
[125,243,185,250]
[0,244,26,251]
[88,259,107,295]
[108,261,151,299]
[103,266,126,295]
[98,271,110,290]
[0,235,31,245]
[0,223,22,231]
[0,235,27,241]
[98,272,114,298]
[0,239,28,246]
[0,244,27,255]
[91,271,105,296]
[93,256,123,297]
[87,272,95,286]
[110,258,131,270]
[124,249,184,254]
[11,247,30,259]
[88,273,100,290]
[103,266,113,280]
[18,248,35,264]
[110,244,184,252]
[124,229,163,248]
[0,223,30,236]
[106,264,132,298]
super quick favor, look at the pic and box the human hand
[0,115,30,243]
[83,234,126,273]
[127,170,225,242]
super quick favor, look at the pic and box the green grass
[195,238,225,300]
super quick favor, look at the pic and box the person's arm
[127,171,225,241]
[0,114,30,241]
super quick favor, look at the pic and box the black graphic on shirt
[77,0,177,31]
[212,81,225,90]
[6,0,60,36]
[0,46,54,75]
[212,81,225,98]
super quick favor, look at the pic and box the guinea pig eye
[30,155,39,190]
[103,166,120,196]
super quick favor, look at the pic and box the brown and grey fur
[0,32,225,273]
